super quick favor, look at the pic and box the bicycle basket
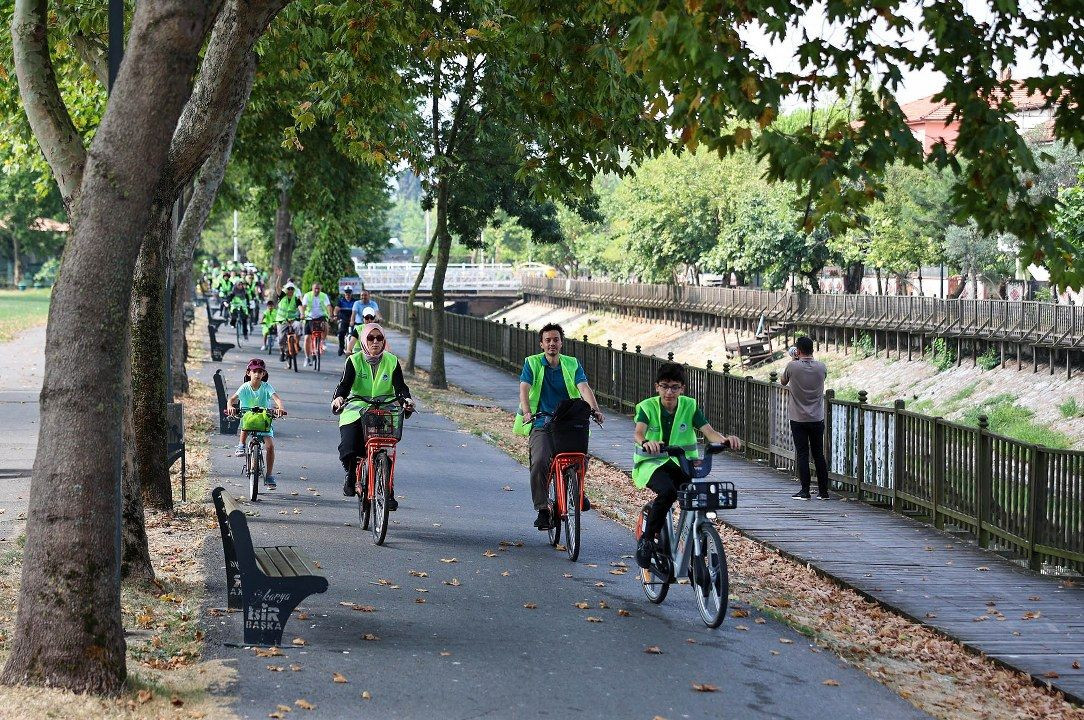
[542,398,592,455]
[676,481,738,511]
[363,407,404,440]
[240,410,272,432]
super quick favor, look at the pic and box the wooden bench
[204,297,227,330]
[212,487,329,646]
[208,323,235,362]
[213,370,240,435]
[167,402,186,500]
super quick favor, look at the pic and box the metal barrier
[383,296,1084,575]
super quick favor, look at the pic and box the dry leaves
[332,672,348,683]
[415,597,426,604]
[523,603,537,609]
[692,683,718,693]
[137,689,153,704]
[483,550,497,557]
[823,679,840,687]
[586,616,603,623]
[644,645,663,654]
[363,633,380,641]
[618,609,631,617]
[441,558,458,564]
[291,637,306,646]
[574,602,590,610]
[443,577,462,586]
[731,608,749,618]
[295,699,314,710]
[255,646,285,657]
[361,691,372,700]
[409,570,429,577]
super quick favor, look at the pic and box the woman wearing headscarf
[331,323,414,503]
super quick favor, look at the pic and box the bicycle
[306,317,328,372]
[333,395,410,546]
[636,443,738,628]
[535,407,599,562]
[281,321,301,372]
[228,406,284,502]
[263,324,279,355]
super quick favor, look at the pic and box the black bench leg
[242,584,324,646]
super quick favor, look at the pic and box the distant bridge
[355,262,547,296]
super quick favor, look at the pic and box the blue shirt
[236,381,276,411]
[351,300,379,320]
[519,356,588,427]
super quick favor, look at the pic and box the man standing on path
[515,323,604,530]
[780,335,830,500]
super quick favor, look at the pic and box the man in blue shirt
[335,286,356,355]
[350,290,380,327]
[517,323,604,529]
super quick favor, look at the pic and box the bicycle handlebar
[650,441,731,457]
[226,406,285,418]
[332,394,412,416]
[531,409,603,426]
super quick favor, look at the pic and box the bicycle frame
[654,505,709,581]
[358,430,399,499]
[548,452,587,518]
[307,318,328,355]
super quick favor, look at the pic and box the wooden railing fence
[384,297,1084,576]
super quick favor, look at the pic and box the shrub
[855,333,874,358]
[977,347,1000,371]
[963,394,1070,449]
[1058,397,1082,419]
[927,337,955,372]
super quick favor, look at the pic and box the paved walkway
[0,324,46,542]
[392,329,1084,704]
[195,336,930,719]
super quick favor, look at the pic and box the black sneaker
[635,537,654,569]
[386,495,399,511]
[582,494,592,511]
[533,508,551,530]
[791,491,811,500]
[817,492,830,501]
[343,472,356,497]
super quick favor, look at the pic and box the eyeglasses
[657,383,684,392]
[366,334,385,342]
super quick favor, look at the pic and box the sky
[741,0,1079,110]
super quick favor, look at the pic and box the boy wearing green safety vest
[515,323,605,531]
[275,283,303,362]
[632,362,741,569]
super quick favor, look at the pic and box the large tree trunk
[121,330,154,583]
[428,180,452,389]
[11,235,20,286]
[843,261,863,294]
[132,208,174,512]
[405,230,438,373]
[2,0,217,695]
[270,184,294,293]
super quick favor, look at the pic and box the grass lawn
[0,288,51,343]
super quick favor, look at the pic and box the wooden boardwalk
[395,330,1084,704]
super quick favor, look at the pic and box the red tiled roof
[900,81,1050,124]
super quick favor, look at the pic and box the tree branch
[11,0,88,215]
[72,32,109,87]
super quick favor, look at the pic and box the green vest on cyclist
[339,352,398,426]
[512,352,580,436]
[631,396,699,489]
[277,293,301,321]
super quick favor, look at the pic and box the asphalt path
[198,340,929,719]
[0,324,46,542]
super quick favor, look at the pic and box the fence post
[977,414,992,548]
[768,372,779,469]
[824,389,834,488]
[932,419,945,529]
[720,363,730,434]
[743,375,753,460]
[856,390,867,502]
[892,399,905,512]
[1026,446,1049,571]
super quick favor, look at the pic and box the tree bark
[405,230,438,373]
[11,235,20,286]
[428,179,452,389]
[132,208,174,512]
[843,261,863,294]
[1,0,217,695]
[270,184,295,292]
[120,329,154,584]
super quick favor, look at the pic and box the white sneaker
[305,356,312,366]
[233,444,245,456]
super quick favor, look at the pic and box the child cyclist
[260,299,278,351]
[632,362,741,569]
[227,359,287,490]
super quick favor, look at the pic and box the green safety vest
[276,294,301,321]
[339,352,398,426]
[631,395,699,489]
[512,353,581,437]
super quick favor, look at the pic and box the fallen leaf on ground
[291,637,306,646]
[823,679,840,686]
[332,672,348,683]
[409,570,429,577]
[618,609,631,617]
[137,689,153,704]
[1044,671,1060,679]
[556,544,567,551]
[644,645,663,654]
[779,638,793,644]
[443,578,461,586]
[770,650,780,656]
[267,665,283,672]
[1029,595,1042,601]
[441,558,458,563]
[352,604,377,613]
[692,683,718,693]
[483,550,497,557]
[501,571,511,577]
[976,566,989,571]
[609,569,626,576]
[766,597,791,608]
[363,633,380,641]
[440,651,452,657]
[255,647,285,657]
[563,572,573,578]
[275,705,291,714]
[1023,611,1041,620]
[754,618,766,624]
[297,612,309,620]
[731,608,749,618]
[575,601,590,609]
[1073,661,1081,670]
[523,603,537,609]
[171,696,184,707]
[735,625,748,631]
[594,582,605,587]
[599,601,609,609]
[502,485,513,491]
[361,691,372,700]
[289,663,302,672]
[587,616,603,623]
[295,699,314,710]
[415,597,426,604]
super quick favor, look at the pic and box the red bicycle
[536,408,598,562]
[335,395,410,545]
[306,316,328,372]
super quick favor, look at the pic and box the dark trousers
[337,318,350,354]
[229,308,249,335]
[644,463,687,540]
[791,420,829,495]
[528,429,553,510]
[338,420,368,477]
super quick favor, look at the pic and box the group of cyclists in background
[207,256,745,625]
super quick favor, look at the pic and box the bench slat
[278,546,325,577]
[253,547,291,577]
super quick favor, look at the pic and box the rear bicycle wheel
[236,320,243,348]
[313,339,322,372]
[546,472,560,547]
[691,523,729,628]
[248,443,261,501]
[640,528,670,604]
[357,460,371,530]
[563,465,581,561]
[371,452,391,545]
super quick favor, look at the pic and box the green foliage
[950,382,979,403]
[301,233,353,299]
[962,395,1070,449]
[832,387,861,402]
[977,347,1000,372]
[944,223,1016,296]
[1035,285,1055,302]
[927,337,956,372]
[855,333,874,358]
[32,257,60,286]
[1058,397,1082,419]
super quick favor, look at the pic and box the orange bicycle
[335,394,410,545]
[536,405,598,562]
[306,317,328,372]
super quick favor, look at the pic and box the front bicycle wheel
[248,443,261,501]
[546,471,560,547]
[640,528,670,604]
[691,523,729,628]
[357,460,371,530]
[563,465,581,561]
[313,340,322,372]
[371,452,391,545]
